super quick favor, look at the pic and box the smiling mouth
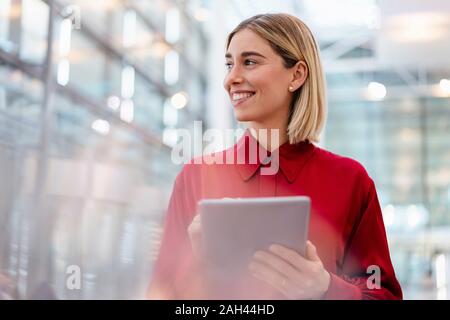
[231,92,255,106]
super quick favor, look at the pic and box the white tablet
[198,196,310,280]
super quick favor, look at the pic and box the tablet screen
[199,196,310,281]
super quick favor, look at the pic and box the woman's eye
[224,60,255,70]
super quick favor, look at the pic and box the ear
[289,61,308,92]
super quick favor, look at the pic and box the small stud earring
[289,86,294,92]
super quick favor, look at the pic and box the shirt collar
[235,129,316,183]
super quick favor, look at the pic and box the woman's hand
[187,214,205,265]
[248,241,331,300]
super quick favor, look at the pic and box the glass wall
[0,0,208,299]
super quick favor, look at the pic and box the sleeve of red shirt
[146,172,198,299]
[322,175,403,300]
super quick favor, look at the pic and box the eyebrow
[225,51,267,59]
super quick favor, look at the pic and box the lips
[230,91,255,106]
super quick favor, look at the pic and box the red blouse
[149,130,403,300]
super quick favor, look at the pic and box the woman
[148,13,402,300]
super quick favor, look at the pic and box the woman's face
[223,29,296,128]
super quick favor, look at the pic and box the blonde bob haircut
[226,13,327,144]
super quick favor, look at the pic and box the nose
[223,65,244,91]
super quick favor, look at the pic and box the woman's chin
[234,109,256,122]
[234,114,252,122]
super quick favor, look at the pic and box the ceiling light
[171,91,189,109]
[367,81,386,101]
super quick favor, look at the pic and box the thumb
[305,241,320,262]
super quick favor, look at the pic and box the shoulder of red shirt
[314,146,370,177]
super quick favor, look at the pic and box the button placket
[258,167,277,196]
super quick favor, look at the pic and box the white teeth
[232,92,254,101]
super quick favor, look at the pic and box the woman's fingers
[305,241,320,262]
[248,260,290,296]
[187,214,203,260]
[248,242,329,299]
[187,214,201,240]
[252,250,303,283]
[268,244,313,271]
[249,260,305,300]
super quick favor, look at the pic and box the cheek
[256,81,290,106]
[223,76,230,91]
[253,69,290,95]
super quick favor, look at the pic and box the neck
[248,122,289,152]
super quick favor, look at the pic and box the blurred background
[0,0,449,300]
